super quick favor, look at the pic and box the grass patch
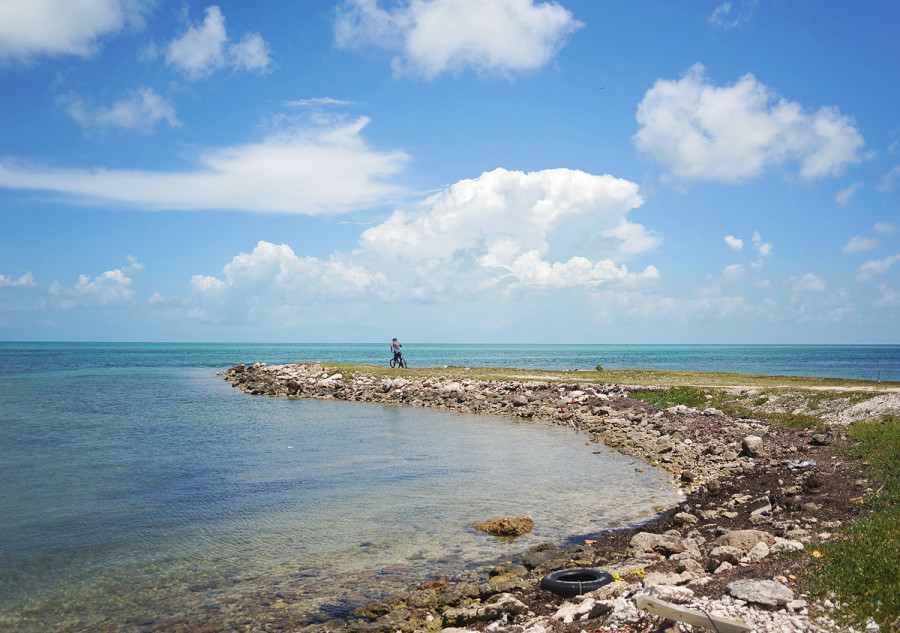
[628,386,712,409]
[803,414,900,629]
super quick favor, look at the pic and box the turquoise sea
[1,342,897,632]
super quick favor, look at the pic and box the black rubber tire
[539,568,614,597]
[389,359,398,368]
[400,358,407,368]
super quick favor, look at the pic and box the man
[391,338,402,365]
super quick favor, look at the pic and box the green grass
[628,386,712,409]
[804,414,900,629]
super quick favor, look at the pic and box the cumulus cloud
[856,254,900,281]
[334,0,582,79]
[61,87,179,134]
[790,273,826,292]
[752,231,772,257]
[191,240,387,302]
[0,115,408,214]
[49,258,144,308]
[0,271,36,287]
[874,221,896,235]
[723,264,744,279]
[163,5,272,78]
[188,168,659,325]
[842,236,880,255]
[0,0,149,64]
[633,64,866,183]
[835,182,863,206]
[358,167,656,291]
[725,235,743,252]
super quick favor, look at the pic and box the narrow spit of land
[222,362,900,633]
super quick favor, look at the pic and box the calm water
[0,343,685,633]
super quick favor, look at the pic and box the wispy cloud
[835,182,863,206]
[856,254,900,281]
[60,87,179,134]
[708,1,757,29]
[0,115,408,214]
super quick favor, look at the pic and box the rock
[604,597,641,627]
[727,579,794,607]
[474,517,534,537]
[713,529,776,553]
[770,538,804,554]
[673,512,698,526]
[552,598,610,624]
[746,541,770,561]
[639,585,694,604]
[742,435,764,456]
[351,609,415,633]
[713,561,733,574]
[585,580,629,601]
[748,496,773,516]
[709,545,743,566]
[810,434,831,446]
[442,594,528,627]
[680,470,696,483]
[627,532,690,557]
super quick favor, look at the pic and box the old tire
[539,568,614,597]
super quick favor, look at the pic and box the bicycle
[389,352,407,368]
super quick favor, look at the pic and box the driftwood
[635,594,752,633]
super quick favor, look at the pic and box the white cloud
[0,271,36,287]
[835,182,863,206]
[723,264,744,279]
[856,254,900,281]
[192,240,388,301]
[876,165,900,193]
[708,1,756,29]
[842,236,880,255]
[0,115,408,214]
[286,97,353,108]
[187,168,658,325]
[360,169,654,267]
[790,273,826,292]
[874,221,896,235]
[61,87,179,134]
[752,231,772,257]
[725,235,743,252]
[0,0,149,64]
[874,284,900,307]
[633,63,866,183]
[164,5,272,78]
[334,0,582,79]
[49,259,143,308]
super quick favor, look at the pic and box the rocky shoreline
[221,362,873,633]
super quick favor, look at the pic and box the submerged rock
[474,517,535,537]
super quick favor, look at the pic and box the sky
[0,0,898,344]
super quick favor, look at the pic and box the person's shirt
[391,341,401,353]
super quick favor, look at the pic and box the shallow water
[0,355,679,632]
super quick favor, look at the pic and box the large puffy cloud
[334,0,582,78]
[0,116,408,214]
[189,168,659,323]
[358,167,657,290]
[0,0,149,64]
[163,5,272,78]
[633,64,866,183]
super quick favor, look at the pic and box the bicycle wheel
[400,358,407,368]
[389,358,398,368]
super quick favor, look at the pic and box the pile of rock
[221,363,865,633]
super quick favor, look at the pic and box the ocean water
[0,343,685,633]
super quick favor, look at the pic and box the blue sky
[1,0,898,343]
